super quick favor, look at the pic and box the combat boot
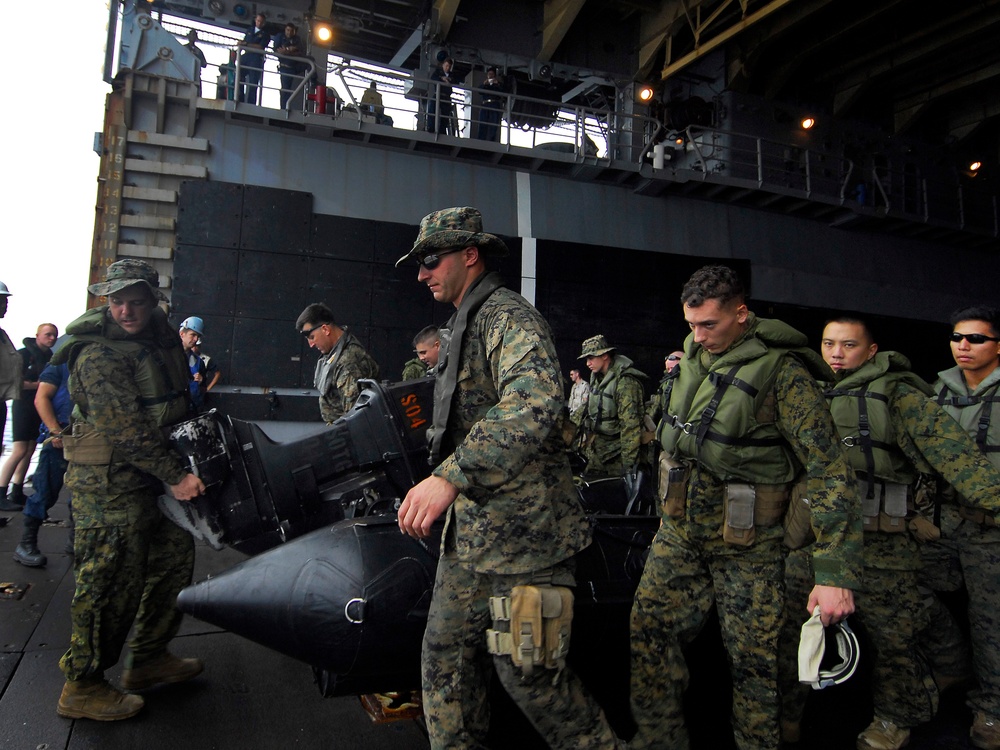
[971,713,1000,750]
[13,515,47,567]
[121,651,204,690]
[0,485,22,512]
[7,483,29,505]
[856,717,910,750]
[57,679,144,721]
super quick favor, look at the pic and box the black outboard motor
[162,378,435,555]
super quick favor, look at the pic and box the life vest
[55,306,190,429]
[935,366,1000,463]
[662,316,824,483]
[824,352,932,498]
[585,355,646,437]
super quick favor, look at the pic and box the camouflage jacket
[55,306,190,498]
[671,316,863,589]
[0,326,18,401]
[584,355,646,470]
[401,357,429,381]
[433,284,592,574]
[312,331,380,423]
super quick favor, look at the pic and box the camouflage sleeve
[435,306,563,498]
[333,346,380,414]
[72,344,187,485]
[891,384,1000,511]
[774,356,863,589]
[618,374,645,469]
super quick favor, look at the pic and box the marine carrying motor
[160,378,436,555]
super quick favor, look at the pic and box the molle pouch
[723,482,756,546]
[861,492,881,533]
[879,482,909,534]
[62,423,114,466]
[783,480,815,550]
[658,454,689,519]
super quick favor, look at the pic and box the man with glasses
[777,316,1000,749]
[295,303,379,423]
[395,206,624,749]
[919,305,1000,750]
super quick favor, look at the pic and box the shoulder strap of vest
[693,364,783,449]
[824,384,894,498]
[936,380,1000,453]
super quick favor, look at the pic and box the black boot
[0,484,21,512]
[14,516,46,567]
[8,483,29,504]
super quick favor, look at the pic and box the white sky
[1,3,109,346]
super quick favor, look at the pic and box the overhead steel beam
[660,0,797,81]
[390,23,424,67]
[894,61,1000,134]
[539,0,587,61]
[637,1,686,80]
[433,0,461,39]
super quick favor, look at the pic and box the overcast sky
[0,2,109,345]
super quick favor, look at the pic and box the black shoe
[0,497,24,512]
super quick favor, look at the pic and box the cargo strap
[486,584,573,681]
[825,384,892,499]
[936,382,1000,454]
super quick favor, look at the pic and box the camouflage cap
[87,259,168,301]
[395,206,509,267]
[579,334,616,358]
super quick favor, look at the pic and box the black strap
[694,365,745,448]
[824,385,884,499]
[936,382,1000,454]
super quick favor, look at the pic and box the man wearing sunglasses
[395,207,623,749]
[778,316,1000,749]
[919,305,1000,750]
[295,303,379,424]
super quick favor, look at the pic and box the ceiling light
[800,117,815,130]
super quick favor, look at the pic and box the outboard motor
[161,378,435,555]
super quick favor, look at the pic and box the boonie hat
[395,206,508,267]
[798,607,860,690]
[579,334,616,359]
[88,259,168,302]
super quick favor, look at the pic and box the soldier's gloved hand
[171,472,206,502]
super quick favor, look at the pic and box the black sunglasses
[666,355,682,361]
[416,248,462,270]
[950,332,1000,344]
[300,324,324,338]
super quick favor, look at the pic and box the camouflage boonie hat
[88,259,168,301]
[579,334,616,358]
[395,206,509,267]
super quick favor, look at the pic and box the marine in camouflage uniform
[396,207,622,750]
[401,356,428,380]
[631,266,862,750]
[53,260,205,721]
[579,334,647,477]
[779,318,1000,749]
[917,305,1000,750]
[296,303,380,423]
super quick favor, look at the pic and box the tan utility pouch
[908,514,941,542]
[658,454,690,519]
[641,415,657,445]
[783,480,815,550]
[486,584,574,678]
[723,482,791,547]
[62,423,114,466]
[723,482,757,546]
[958,505,998,528]
[861,482,911,534]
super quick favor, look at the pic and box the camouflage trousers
[779,536,936,729]
[630,521,785,750]
[59,488,195,681]
[918,509,1000,718]
[421,551,621,750]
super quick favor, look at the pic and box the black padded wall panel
[240,185,312,254]
[236,252,310,320]
[231,316,308,387]
[312,214,377,261]
[172,246,240,316]
[305,258,374,325]
[176,181,243,248]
